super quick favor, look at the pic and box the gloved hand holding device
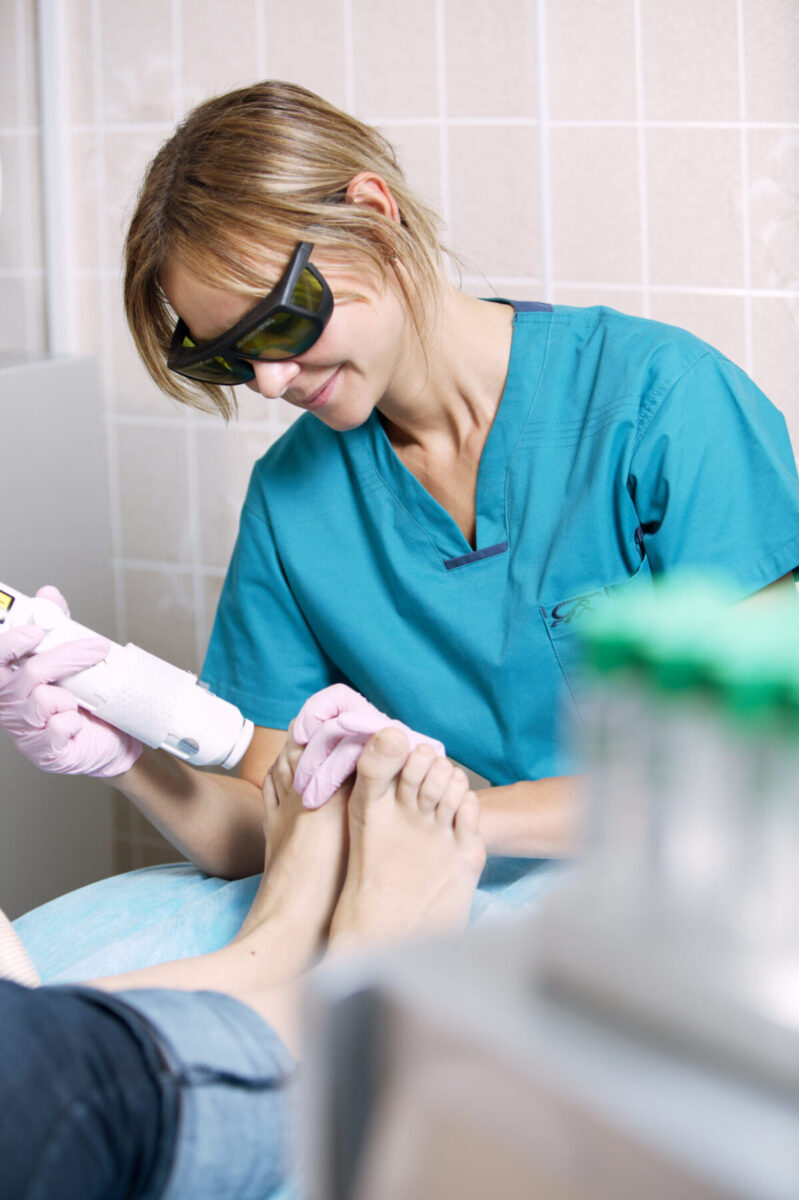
[0,583,253,776]
[292,682,446,809]
[0,586,142,777]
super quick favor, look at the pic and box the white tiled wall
[2,0,798,869]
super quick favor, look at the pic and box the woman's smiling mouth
[293,368,341,410]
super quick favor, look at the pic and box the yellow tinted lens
[290,268,324,312]
[186,355,249,383]
[236,312,317,360]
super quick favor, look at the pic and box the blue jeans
[0,980,296,1200]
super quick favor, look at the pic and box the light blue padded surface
[14,856,568,984]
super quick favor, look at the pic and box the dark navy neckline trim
[484,298,553,314]
[444,541,509,570]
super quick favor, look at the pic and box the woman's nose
[247,358,302,398]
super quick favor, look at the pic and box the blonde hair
[124,81,446,419]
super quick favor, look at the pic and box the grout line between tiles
[435,0,451,236]
[90,0,126,646]
[535,0,553,302]
[633,0,651,318]
[737,0,754,376]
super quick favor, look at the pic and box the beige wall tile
[19,0,38,125]
[202,573,226,656]
[233,389,284,423]
[195,426,274,569]
[448,125,539,278]
[0,279,29,348]
[380,122,444,221]
[461,281,545,304]
[70,131,102,273]
[445,0,537,119]
[117,425,193,563]
[648,291,747,368]
[263,0,348,111]
[272,399,304,430]
[180,0,261,113]
[0,136,26,268]
[552,286,645,315]
[748,130,799,292]
[0,4,19,124]
[352,0,438,118]
[751,296,799,446]
[743,0,799,122]
[0,132,45,273]
[647,129,743,287]
[123,564,199,671]
[0,0,39,126]
[550,127,641,283]
[23,132,43,269]
[104,128,169,273]
[108,289,180,416]
[67,0,96,128]
[548,0,637,121]
[642,0,740,122]
[76,274,107,363]
[25,275,46,352]
[100,0,175,124]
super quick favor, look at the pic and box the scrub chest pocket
[540,561,653,733]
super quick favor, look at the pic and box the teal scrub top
[202,304,799,784]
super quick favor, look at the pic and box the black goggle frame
[167,241,333,385]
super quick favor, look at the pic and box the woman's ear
[344,172,401,223]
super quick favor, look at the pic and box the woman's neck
[377,286,515,456]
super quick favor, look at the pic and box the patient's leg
[233,722,349,962]
[230,731,486,1052]
[90,726,349,995]
[90,731,484,1057]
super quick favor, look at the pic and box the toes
[262,773,279,811]
[352,728,410,807]
[453,791,481,840]
[284,722,304,772]
[396,744,437,809]
[434,766,469,827]
[417,757,455,814]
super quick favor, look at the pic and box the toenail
[376,729,407,755]
[415,743,435,758]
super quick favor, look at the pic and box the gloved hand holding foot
[292,683,446,809]
[0,586,142,778]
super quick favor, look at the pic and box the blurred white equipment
[0,583,253,770]
[305,580,799,1200]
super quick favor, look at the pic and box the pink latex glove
[292,683,446,809]
[0,586,142,778]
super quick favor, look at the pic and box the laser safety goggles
[167,241,333,385]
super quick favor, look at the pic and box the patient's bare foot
[234,726,348,976]
[328,730,486,955]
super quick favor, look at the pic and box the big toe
[350,727,409,810]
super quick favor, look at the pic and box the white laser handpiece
[0,583,254,770]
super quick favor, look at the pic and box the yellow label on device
[0,589,13,613]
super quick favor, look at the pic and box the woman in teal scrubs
[118,79,799,871]
[7,79,799,887]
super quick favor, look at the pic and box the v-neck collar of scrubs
[348,299,553,567]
